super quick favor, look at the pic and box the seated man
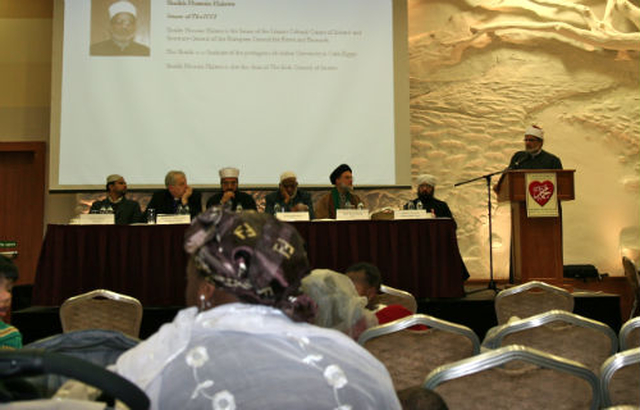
[146,170,202,219]
[0,255,22,349]
[315,164,363,219]
[264,171,314,218]
[404,174,453,219]
[89,174,144,224]
[206,167,257,211]
[112,210,401,409]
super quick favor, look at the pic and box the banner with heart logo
[525,172,559,217]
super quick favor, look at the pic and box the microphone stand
[455,167,510,294]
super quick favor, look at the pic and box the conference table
[32,219,466,306]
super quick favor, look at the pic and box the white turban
[109,1,137,19]
[417,174,437,187]
[106,174,123,184]
[525,125,544,140]
[219,167,240,179]
[280,171,297,182]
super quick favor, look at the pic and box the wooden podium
[496,170,575,285]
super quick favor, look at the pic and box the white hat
[219,167,240,179]
[280,171,297,182]
[109,1,137,19]
[525,125,544,140]
[417,174,437,187]
[106,174,123,184]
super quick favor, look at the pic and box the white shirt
[113,303,401,410]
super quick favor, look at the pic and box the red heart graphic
[528,180,555,207]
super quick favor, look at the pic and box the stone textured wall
[77,0,640,279]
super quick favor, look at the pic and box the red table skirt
[32,219,465,306]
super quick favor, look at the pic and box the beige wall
[0,1,77,226]
[2,0,638,279]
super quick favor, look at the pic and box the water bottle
[147,208,156,224]
[106,204,114,214]
[274,203,281,213]
[236,203,243,213]
[416,201,424,210]
[178,204,190,215]
[100,205,107,214]
[357,202,365,210]
[407,201,415,210]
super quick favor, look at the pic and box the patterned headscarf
[184,208,315,322]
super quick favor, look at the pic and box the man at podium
[508,125,563,170]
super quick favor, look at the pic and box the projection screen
[50,0,409,190]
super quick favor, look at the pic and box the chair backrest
[494,281,574,325]
[619,317,640,351]
[482,310,618,374]
[59,289,143,338]
[622,257,640,319]
[424,345,600,410]
[375,284,418,313]
[358,314,479,391]
[600,347,640,407]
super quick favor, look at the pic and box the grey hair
[165,170,186,187]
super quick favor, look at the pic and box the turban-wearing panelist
[111,209,401,409]
[206,167,257,211]
[89,174,144,224]
[264,171,315,218]
[315,164,364,219]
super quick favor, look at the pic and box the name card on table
[336,209,370,221]
[78,214,115,225]
[275,212,310,222]
[156,214,191,225]
[394,210,434,220]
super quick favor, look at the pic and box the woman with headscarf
[301,268,378,341]
[112,209,400,410]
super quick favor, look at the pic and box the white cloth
[279,171,296,182]
[109,1,137,19]
[417,174,437,187]
[219,167,239,179]
[525,125,544,139]
[113,303,400,410]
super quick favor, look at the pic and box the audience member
[112,210,400,409]
[0,255,22,349]
[345,262,427,329]
[301,269,378,340]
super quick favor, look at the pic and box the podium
[496,170,575,284]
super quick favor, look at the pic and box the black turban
[330,164,352,185]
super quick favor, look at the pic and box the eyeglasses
[524,138,541,142]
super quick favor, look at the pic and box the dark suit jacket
[146,189,202,219]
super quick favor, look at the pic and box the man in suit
[89,174,144,224]
[146,170,202,220]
